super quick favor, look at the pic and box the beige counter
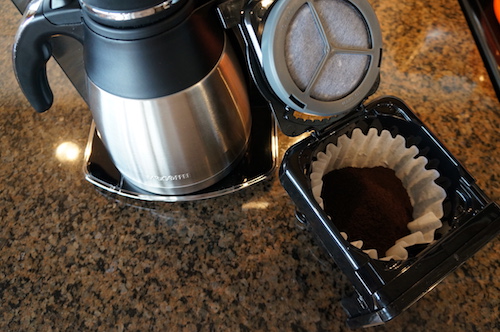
[0,0,499,331]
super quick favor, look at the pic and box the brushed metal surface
[87,40,252,195]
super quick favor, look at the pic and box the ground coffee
[321,166,413,255]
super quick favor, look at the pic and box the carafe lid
[80,0,185,27]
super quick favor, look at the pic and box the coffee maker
[13,0,266,197]
[11,0,500,327]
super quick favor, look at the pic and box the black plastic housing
[279,96,500,328]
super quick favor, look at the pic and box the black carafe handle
[13,0,83,112]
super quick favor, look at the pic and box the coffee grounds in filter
[321,166,412,255]
[311,128,446,260]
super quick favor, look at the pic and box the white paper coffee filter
[311,128,447,261]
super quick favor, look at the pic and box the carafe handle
[13,0,83,112]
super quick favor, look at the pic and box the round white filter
[310,128,447,261]
[261,0,382,116]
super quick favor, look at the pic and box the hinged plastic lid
[261,0,383,117]
[232,0,383,136]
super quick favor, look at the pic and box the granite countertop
[1,0,499,331]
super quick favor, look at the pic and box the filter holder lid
[261,0,382,117]
[227,0,383,136]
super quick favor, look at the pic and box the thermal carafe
[13,0,252,195]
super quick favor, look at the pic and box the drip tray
[84,95,278,202]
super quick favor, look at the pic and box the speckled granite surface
[1,0,499,331]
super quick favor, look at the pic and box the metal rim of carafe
[79,0,183,23]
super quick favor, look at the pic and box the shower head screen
[261,0,382,116]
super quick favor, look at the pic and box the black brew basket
[279,96,500,328]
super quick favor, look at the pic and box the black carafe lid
[80,0,186,27]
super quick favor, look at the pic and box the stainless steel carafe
[13,0,252,195]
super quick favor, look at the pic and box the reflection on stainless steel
[84,118,278,202]
[80,0,181,22]
[88,40,251,195]
[84,85,277,202]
